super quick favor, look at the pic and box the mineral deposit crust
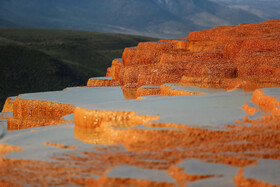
[104,19,280,90]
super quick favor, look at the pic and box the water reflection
[0,87,279,186]
[74,125,121,145]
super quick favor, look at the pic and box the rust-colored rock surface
[104,19,280,91]
[44,142,77,149]
[87,77,120,87]
[136,85,161,97]
[7,98,75,130]
[160,84,206,96]
[252,89,280,116]
[242,104,259,116]
[108,59,123,81]
[12,98,74,120]
[234,168,278,187]
[2,97,15,113]
[1,88,280,186]
[1,19,280,186]
[0,143,23,156]
[74,107,159,129]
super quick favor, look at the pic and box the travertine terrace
[0,19,280,186]
[107,19,280,92]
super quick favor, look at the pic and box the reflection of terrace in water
[0,84,279,186]
[1,19,280,186]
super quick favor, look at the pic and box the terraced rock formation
[105,19,280,93]
[0,19,279,186]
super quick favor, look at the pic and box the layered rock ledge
[0,19,280,186]
[104,19,280,91]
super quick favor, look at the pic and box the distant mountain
[210,0,280,20]
[0,0,263,38]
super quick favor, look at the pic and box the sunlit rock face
[105,19,280,90]
[0,19,280,186]
[1,97,15,113]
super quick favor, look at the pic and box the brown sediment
[0,112,12,120]
[73,93,280,167]
[160,84,206,96]
[104,19,280,90]
[1,89,279,185]
[117,125,257,167]
[109,59,123,81]
[136,86,161,97]
[0,158,102,186]
[2,97,15,113]
[179,76,244,90]
[74,125,120,145]
[128,118,279,159]
[0,108,279,186]
[0,149,220,186]
[60,86,280,171]
[93,176,175,187]
[167,165,220,186]
[234,168,280,187]
[1,19,280,186]
[106,67,111,77]
[0,156,175,186]
[0,143,23,156]
[7,117,68,130]
[7,98,75,130]
[122,86,137,99]
[242,104,259,116]
[179,77,280,92]
[74,107,159,129]
[0,179,21,187]
[13,98,74,120]
[87,78,120,87]
[136,96,147,100]
[252,89,280,116]
[44,142,77,149]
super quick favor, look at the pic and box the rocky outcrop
[1,19,280,186]
[103,19,280,92]
[1,97,15,113]
[136,86,161,97]
[0,144,23,158]
[252,89,280,116]
[87,77,120,87]
[160,84,206,96]
[74,107,159,129]
[7,98,74,130]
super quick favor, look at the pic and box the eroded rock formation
[7,98,74,130]
[104,19,280,91]
[0,19,280,186]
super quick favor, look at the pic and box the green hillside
[0,28,156,110]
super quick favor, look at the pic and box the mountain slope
[0,0,263,38]
[211,0,280,20]
[0,28,156,109]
